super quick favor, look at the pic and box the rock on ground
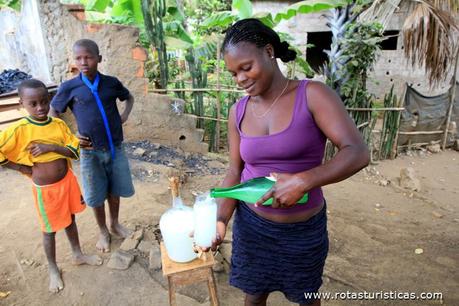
[107,250,135,270]
[137,240,153,256]
[119,238,139,251]
[149,245,162,271]
[399,167,421,191]
[427,143,441,153]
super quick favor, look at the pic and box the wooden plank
[168,268,210,285]
[150,88,244,93]
[0,109,26,123]
[0,122,14,131]
[0,96,20,106]
[160,242,214,276]
[346,107,405,111]
[398,130,443,135]
[0,104,22,112]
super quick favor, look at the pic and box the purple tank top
[236,80,326,214]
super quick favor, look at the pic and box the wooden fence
[149,85,457,160]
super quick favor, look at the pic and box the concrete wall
[252,1,458,100]
[0,0,51,83]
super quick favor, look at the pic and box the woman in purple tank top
[209,19,369,306]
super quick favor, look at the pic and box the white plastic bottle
[159,177,197,262]
[193,193,217,248]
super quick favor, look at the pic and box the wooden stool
[160,243,219,306]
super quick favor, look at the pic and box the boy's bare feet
[110,223,132,238]
[72,253,103,266]
[96,231,111,253]
[49,266,64,293]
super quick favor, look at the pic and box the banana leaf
[274,0,350,22]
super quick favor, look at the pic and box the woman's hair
[222,18,296,63]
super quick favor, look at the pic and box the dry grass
[402,0,458,86]
[361,0,459,87]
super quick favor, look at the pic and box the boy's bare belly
[32,159,68,185]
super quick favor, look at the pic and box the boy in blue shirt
[50,39,135,252]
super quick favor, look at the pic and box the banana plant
[200,0,350,30]
[323,1,385,159]
[273,0,350,22]
[77,0,144,25]
[0,0,21,10]
[198,0,347,78]
[323,4,356,97]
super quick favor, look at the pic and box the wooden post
[378,110,387,161]
[215,42,222,153]
[442,45,459,150]
[391,86,407,159]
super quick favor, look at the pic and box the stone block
[149,245,162,271]
[427,143,441,153]
[137,240,153,256]
[399,167,421,191]
[136,62,145,77]
[119,238,139,251]
[130,229,144,241]
[132,47,147,61]
[107,250,134,270]
[85,23,103,33]
[133,147,146,157]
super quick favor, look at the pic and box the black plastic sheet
[0,69,32,95]
[399,82,459,145]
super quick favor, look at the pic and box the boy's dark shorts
[80,144,135,207]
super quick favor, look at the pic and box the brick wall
[36,0,208,153]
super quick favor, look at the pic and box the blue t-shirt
[51,73,130,150]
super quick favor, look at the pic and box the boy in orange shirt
[0,79,102,293]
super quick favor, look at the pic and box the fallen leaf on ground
[0,291,11,298]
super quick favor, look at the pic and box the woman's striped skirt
[229,202,329,304]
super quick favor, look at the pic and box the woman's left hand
[255,172,308,208]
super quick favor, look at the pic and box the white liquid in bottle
[159,177,197,263]
[193,194,217,248]
[160,204,196,262]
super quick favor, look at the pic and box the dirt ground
[0,147,457,306]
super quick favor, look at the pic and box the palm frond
[432,0,459,13]
[359,0,402,29]
[402,0,458,86]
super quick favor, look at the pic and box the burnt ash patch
[125,140,225,175]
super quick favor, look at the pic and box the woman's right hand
[211,220,227,251]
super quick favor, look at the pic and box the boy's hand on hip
[19,165,32,177]
[77,134,93,149]
[120,113,129,124]
[28,143,54,157]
